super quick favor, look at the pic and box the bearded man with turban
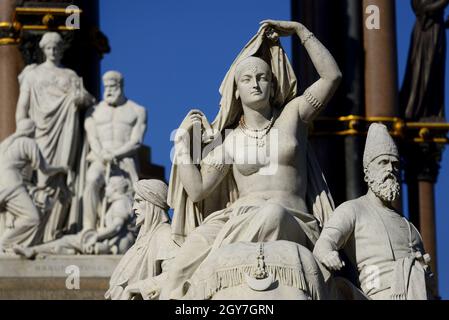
[105,179,178,300]
[313,124,435,300]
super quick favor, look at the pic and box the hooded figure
[400,0,448,121]
[168,23,335,247]
[105,179,178,300]
[164,20,341,300]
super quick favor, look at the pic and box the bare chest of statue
[92,102,138,148]
[230,106,308,198]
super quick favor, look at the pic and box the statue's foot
[12,245,36,259]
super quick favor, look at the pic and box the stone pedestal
[0,255,121,300]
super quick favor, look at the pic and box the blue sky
[100,0,448,298]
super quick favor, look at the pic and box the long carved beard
[366,171,401,202]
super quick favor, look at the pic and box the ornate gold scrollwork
[0,21,21,45]
[311,115,449,144]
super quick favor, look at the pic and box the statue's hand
[321,251,345,271]
[139,279,161,300]
[260,20,302,37]
[123,283,142,300]
[101,149,115,163]
[180,109,206,131]
[175,109,206,145]
[81,230,98,254]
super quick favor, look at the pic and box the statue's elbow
[331,70,342,86]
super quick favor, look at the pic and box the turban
[134,179,169,211]
[363,123,399,169]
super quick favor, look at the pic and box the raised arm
[175,110,231,203]
[112,107,147,159]
[261,20,342,123]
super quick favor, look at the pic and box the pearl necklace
[238,115,274,147]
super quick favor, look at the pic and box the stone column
[0,0,23,142]
[404,142,442,296]
[419,181,437,274]
[363,0,399,117]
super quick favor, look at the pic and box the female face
[43,42,63,64]
[235,58,273,111]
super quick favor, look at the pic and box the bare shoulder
[126,100,147,118]
[86,102,106,118]
[61,67,78,78]
[127,100,146,112]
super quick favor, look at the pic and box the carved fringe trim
[200,265,309,300]
[391,293,406,300]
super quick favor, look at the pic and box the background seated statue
[15,32,94,242]
[164,19,341,299]
[0,120,67,254]
[83,71,147,232]
[105,179,178,300]
[313,124,435,300]
[13,176,135,258]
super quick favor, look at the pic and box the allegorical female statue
[162,19,341,299]
[15,32,94,242]
[400,0,449,121]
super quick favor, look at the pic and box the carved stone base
[0,255,121,300]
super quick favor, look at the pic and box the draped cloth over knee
[168,25,335,246]
[187,241,327,300]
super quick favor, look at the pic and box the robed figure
[15,32,93,242]
[400,0,449,121]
